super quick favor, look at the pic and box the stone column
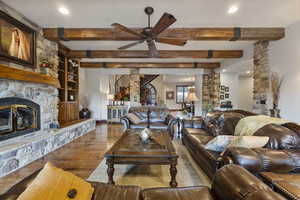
[129,74,140,106]
[202,69,220,114]
[253,41,270,115]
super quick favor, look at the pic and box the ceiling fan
[111,7,187,57]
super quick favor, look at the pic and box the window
[176,85,190,104]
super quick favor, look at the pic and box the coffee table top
[105,129,177,159]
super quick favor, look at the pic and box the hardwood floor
[0,124,124,194]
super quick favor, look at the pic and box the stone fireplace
[0,97,41,141]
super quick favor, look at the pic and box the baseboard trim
[96,120,107,125]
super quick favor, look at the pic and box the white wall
[238,76,253,111]
[269,20,300,122]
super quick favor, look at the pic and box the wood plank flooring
[0,124,124,194]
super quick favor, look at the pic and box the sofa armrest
[165,114,177,127]
[220,147,300,174]
[181,117,204,129]
[121,116,131,130]
[212,164,285,200]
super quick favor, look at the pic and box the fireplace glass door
[0,106,13,133]
[15,106,36,131]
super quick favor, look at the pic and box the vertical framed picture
[225,87,229,92]
[0,11,36,67]
[225,93,229,99]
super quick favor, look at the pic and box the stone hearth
[0,119,95,178]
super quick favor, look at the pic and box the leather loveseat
[121,106,177,137]
[0,164,285,200]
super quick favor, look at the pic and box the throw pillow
[17,162,94,200]
[205,135,235,152]
[127,113,143,124]
[227,136,269,149]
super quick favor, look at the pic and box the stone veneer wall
[0,119,96,178]
[202,69,220,112]
[0,80,58,131]
[130,74,140,105]
[253,41,270,115]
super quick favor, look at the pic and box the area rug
[87,140,211,188]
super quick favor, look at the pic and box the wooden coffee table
[104,129,179,187]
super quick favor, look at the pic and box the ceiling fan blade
[156,37,187,46]
[152,13,176,36]
[118,40,145,50]
[111,23,144,39]
[146,39,159,57]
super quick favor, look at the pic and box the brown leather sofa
[182,110,253,179]
[121,106,177,137]
[0,164,285,200]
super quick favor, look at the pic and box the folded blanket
[234,115,290,136]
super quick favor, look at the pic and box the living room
[0,0,300,200]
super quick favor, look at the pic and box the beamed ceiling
[3,0,298,72]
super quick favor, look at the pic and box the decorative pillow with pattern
[205,135,235,152]
[127,113,143,124]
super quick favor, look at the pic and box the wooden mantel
[0,64,60,88]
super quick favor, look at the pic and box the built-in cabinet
[107,105,128,123]
[58,52,80,125]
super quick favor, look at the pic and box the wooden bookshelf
[58,51,80,124]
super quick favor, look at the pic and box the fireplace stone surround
[0,79,96,177]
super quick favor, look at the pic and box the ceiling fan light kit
[112,7,187,57]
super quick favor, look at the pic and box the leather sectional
[0,164,285,200]
[182,110,300,179]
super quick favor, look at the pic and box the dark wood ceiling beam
[67,50,243,59]
[80,62,220,69]
[43,27,284,41]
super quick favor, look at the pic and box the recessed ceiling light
[246,70,251,74]
[228,5,238,14]
[222,69,227,72]
[59,7,70,15]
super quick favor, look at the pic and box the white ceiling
[3,0,300,73]
[4,0,300,28]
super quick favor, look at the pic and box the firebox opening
[0,97,41,141]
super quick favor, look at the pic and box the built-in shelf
[58,51,80,124]
[0,64,60,88]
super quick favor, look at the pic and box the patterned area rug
[87,140,211,188]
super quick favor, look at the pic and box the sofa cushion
[254,124,300,149]
[130,123,148,129]
[140,186,214,200]
[149,122,168,129]
[133,112,148,122]
[184,128,210,136]
[90,182,140,200]
[187,134,213,146]
[218,113,245,135]
[17,162,94,200]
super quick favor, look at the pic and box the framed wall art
[0,11,36,67]
[166,91,174,100]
